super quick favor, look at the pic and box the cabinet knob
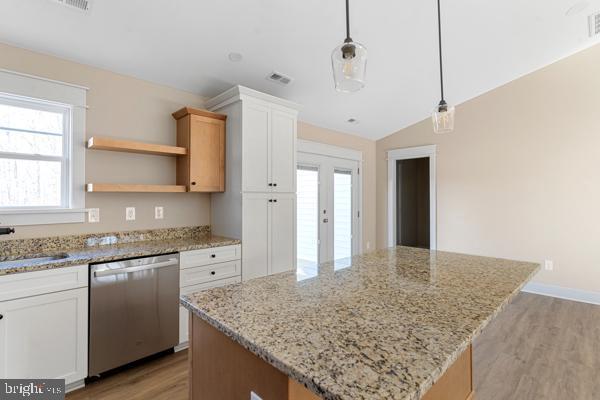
[268,183,273,187]
[211,254,216,258]
[0,314,3,320]
[273,199,278,203]
[268,199,273,203]
[273,183,277,187]
[210,271,216,275]
[191,182,197,186]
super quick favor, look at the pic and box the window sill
[0,209,87,226]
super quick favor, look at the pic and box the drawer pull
[210,271,216,275]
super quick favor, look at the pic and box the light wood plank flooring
[67,293,599,400]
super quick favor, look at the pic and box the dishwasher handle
[94,258,178,277]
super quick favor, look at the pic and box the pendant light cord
[345,0,351,41]
[437,0,445,103]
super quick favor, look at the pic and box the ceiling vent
[51,0,92,12]
[266,71,294,86]
[588,12,600,37]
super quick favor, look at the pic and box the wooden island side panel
[189,314,473,400]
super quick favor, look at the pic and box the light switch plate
[544,259,554,271]
[155,206,164,220]
[126,207,136,221]
[88,208,100,223]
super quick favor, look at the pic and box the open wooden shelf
[87,136,187,156]
[86,183,187,193]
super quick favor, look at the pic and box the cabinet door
[179,276,241,345]
[242,194,270,280]
[242,104,271,192]
[270,110,297,193]
[189,115,225,192]
[0,288,88,384]
[270,194,296,275]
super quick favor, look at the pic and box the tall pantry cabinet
[206,86,299,281]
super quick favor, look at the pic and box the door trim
[387,145,437,250]
[297,140,363,255]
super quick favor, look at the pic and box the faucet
[0,224,15,235]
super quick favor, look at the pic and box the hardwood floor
[67,293,599,400]
[473,292,600,400]
[67,350,188,400]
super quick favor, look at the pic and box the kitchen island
[180,246,539,400]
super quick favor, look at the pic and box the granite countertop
[181,246,539,400]
[0,227,239,276]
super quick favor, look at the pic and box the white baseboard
[174,342,188,352]
[66,379,85,393]
[522,282,600,306]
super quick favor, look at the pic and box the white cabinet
[243,103,271,192]
[242,193,296,280]
[270,194,296,275]
[208,86,299,282]
[270,109,297,193]
[178,245,241,346]
[0,265,88,387]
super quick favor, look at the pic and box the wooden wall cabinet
[172,107,227,192]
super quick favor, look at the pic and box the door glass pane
[334,169,352,262]
[296,166,319,280]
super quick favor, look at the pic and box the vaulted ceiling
[1,0,599,139]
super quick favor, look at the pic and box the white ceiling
[0,0,599,139]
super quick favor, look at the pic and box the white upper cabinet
[242,103,271,192]
[270,110,297,193]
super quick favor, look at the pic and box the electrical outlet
[544,260,554,271]
[87,208,100,223]
[126,207,136,221]
[155,206,164,220]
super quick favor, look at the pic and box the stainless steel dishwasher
[89,253,179,376]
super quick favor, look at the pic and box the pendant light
[432,0,455,133]
[331,0,367,93]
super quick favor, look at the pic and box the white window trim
[297,139,363,255]
[0,69,88,226]
[387,145,437,250]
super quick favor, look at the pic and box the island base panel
[422,344,473,400]
[189,314,473,399]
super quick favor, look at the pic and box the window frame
[0,94,73,211]
[0,68,87,226]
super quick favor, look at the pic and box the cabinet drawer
[180,245,240,269]
[0,265,88,302]
[181,260,240,287]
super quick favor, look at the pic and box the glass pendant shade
[331,40,367,93]
[432,102,455,134]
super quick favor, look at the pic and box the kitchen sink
[0,253,70,267]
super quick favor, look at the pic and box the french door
[297,153,359,272]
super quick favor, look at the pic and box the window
[0,69,87,225]
[0,95,71,209]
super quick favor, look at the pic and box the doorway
[296,141,362,279]
[387,145,436,249]
[396,158,430,249]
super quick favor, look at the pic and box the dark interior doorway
[396,157,430,249]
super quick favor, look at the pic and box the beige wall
[298,122,377,251]
[377,44,600,293]
[0,42,211,239]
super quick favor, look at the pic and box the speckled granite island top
[0,226,239,276]
[181,246,539,400]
